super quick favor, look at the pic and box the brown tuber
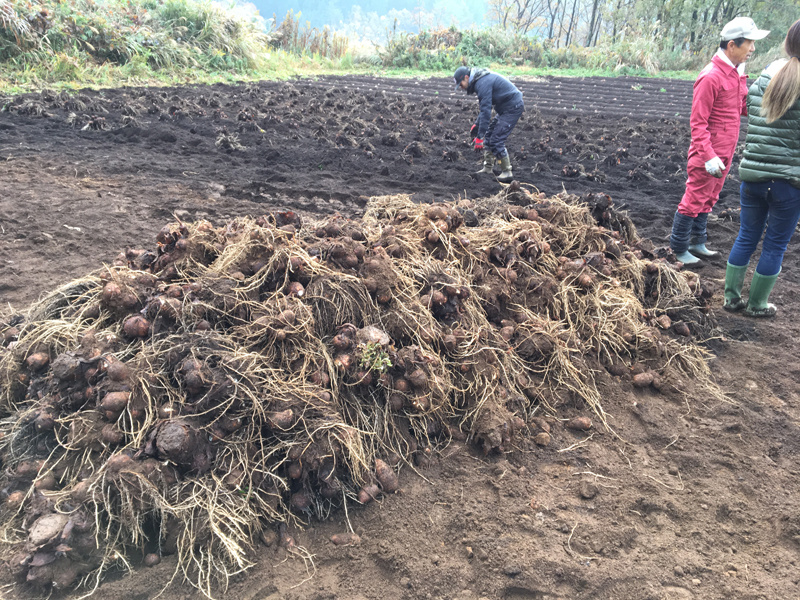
[430,290,447,305]
[105,453,134,473]
[425,205,447,221]
[123,315,151,338]
[334,353,354,372]
[632,371,655,387]
[565,416,592,431]
[5,491,25,510]
[357,484,381,504]
[34,412,55,432]
[330,532,361,546]
[15,460,43,480]
[25,352,50,372]
[407,369,428,389]
[388,393,405,411]
[655,315,672,330]
[266,409,295,430]
[155,420,209,471]
[290,490,312,512]
[100,391,130,413]
[375,459,399,493]
[332,334,352,351]
[144,553,161,567]
[28,513,70,548]
[34,473,56,491]
[101,282,122,304]
[105,359,130,382]
[672,322,691,337]
[287,281,305,297]
[101,424,125,445]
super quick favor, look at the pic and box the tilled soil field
[1,74,800,600]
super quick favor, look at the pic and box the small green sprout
[358,342,392,374]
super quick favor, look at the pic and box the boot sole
[723,299,746,312]
[744,305,777,318]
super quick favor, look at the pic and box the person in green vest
[723,19,800,317]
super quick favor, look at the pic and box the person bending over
[454,66,525,184]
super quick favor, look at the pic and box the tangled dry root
[0,189,721,597]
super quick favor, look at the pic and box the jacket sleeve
[740,74,748,116]
[476,80,493,139]
[690,74,719,163]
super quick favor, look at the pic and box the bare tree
[585,0,602,45]
[488,0,549,33]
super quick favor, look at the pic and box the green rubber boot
[744,270,779,318]
[497,154,513,183]
[723,262,748,312]
[475,151,495,174]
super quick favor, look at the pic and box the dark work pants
[485,101,524,159]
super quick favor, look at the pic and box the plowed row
[2,73,800,600]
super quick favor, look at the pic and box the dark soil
[2,74,800,600]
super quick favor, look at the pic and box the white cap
[720,17,770,41]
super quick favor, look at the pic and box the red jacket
[686,53,748,168]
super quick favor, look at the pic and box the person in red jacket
[669,17,769,265]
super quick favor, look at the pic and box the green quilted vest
[739,59,800,187]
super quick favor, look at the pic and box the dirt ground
[2,73,800,600]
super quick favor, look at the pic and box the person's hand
[470,124,478,139]
[473,138,484,150]
[704,156,726,178]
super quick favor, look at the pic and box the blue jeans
[727,180,800,276]
[485,101,524,159]
[670,211,711,253]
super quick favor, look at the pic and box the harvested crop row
[0,186,718,597]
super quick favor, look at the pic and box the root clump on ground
[0,187,719,597]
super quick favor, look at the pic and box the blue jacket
[467,69,524,139]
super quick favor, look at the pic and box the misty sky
[253,0,489,40]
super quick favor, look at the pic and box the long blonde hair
[763,19,800,123]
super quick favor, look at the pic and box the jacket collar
[713,49,746,75]
[467,68,490,94]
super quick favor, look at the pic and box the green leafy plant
[358,342,392,374]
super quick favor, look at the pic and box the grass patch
[0,59,699,96]
[0,56,699,96]
[0,0,704,96]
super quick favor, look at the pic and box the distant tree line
[486,0,797,53]
[254,0,796,54]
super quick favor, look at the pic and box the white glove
[705,156,726,178]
